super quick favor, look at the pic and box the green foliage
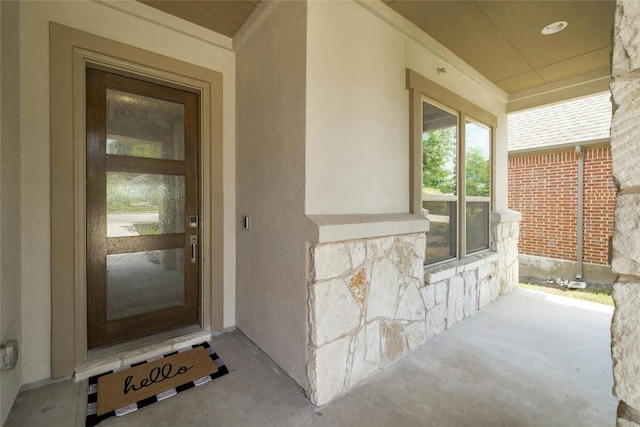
[107,139,160,158]
[519,283,613,306]
[106,173,162,213]
[105,140,175,214]
[132,222,160,235]
[422,128,456,194]
[465,146,490,197]
[422,129,490,197]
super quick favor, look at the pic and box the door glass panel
[106,89,185,161]
[107,249,186,321]
[106,172,185,237]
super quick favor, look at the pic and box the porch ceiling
[139,0,614,96]
[385,0,615,95]
[140,1,261,38]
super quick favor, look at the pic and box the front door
[86,68,200,349]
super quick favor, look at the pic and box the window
[421,101,458,263]
[422,100,492,265]
[407,69,495,266]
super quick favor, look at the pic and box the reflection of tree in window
[465,146,489,197]
[422,127,457,195]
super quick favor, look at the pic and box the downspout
[575,145,584,280]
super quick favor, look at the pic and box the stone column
[491,209,522,297]
[610,1,640,425]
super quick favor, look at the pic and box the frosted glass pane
[107,249,185,321]
[106,89,185,161]
[107,173,185,237]
[423,200,457,264]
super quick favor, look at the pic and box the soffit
[385,0,615,95]
[140,1,261,38]
[137,0,614,98]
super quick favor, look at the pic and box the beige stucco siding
[235,0,309,388]
[306,0,409,215]
[1,1,22,424]
[305,1,508,214]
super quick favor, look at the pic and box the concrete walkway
[5,289,616,426]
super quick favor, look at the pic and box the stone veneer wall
[610,1,640,426]
[306,213,520,406]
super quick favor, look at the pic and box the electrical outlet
[1,340,18,371]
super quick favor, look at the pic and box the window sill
[424,251,499,284]
[491,208,522,223]
[306,213,429,243]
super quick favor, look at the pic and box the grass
[519,282,613,306]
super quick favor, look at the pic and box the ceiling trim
[507,67,611,112]
[233,0,277,51]
[97,0,233,51]
[356,0,508,104]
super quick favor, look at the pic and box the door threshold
[75,325,209,381]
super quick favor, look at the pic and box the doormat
[85,342,229,427]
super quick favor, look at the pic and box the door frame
[50,23,224,377]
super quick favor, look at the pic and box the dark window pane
[424,200,457,264]
[466,202,489,254]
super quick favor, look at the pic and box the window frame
[407,69,496,267]
[463,117,493,256]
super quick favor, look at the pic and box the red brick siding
[508,146,614,265]
[583,146,616,265]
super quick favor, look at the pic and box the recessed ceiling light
[541,21,568,35]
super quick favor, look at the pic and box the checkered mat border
[85,342,229,427]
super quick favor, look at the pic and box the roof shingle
[508,93,612,152]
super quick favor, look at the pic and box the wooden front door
[86,68,200,349]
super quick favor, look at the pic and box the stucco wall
[235,1,309,387]
[306,0,408,215]
[305,1,508,215]
[18,0,236,384]
[1,1,22,423]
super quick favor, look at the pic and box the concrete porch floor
[5,289,616,426]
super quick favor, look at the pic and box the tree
[465,146,490,197]
[422,127,456,195]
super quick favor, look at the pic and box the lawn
[519,282,613,306]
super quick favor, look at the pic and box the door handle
[190,235,198,264]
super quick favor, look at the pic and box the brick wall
[508,145,615,266]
